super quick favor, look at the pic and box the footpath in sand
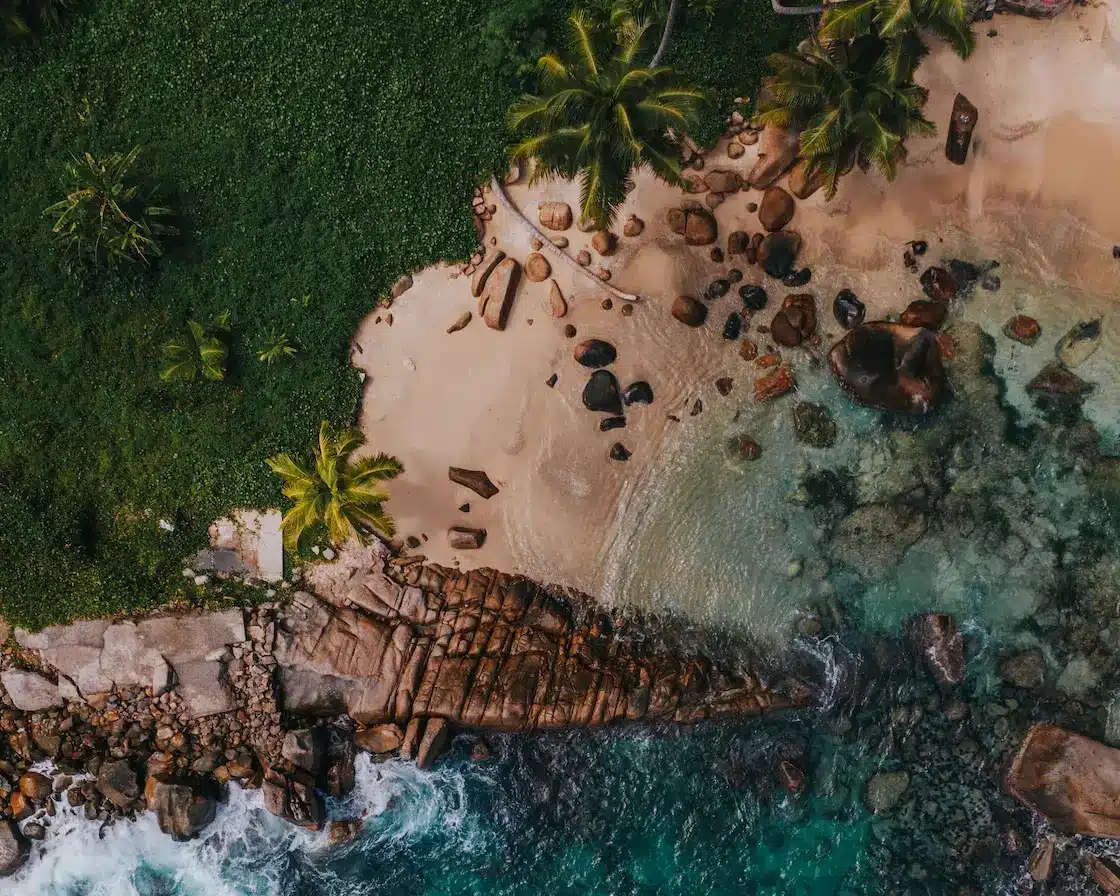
[350,4,1120,598]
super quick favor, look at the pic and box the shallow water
[12,240,1120,894]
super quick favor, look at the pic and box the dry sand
[351,4,1120,597]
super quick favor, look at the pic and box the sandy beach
[351,3,1120,600]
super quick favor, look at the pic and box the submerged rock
[833,289,865,329]
[1000,649,1045,690]
[829,503,927,582]
[1056,319,1102,368]
[1003,315,1041,344]
[722,312,742,340]
[865,770,909,814]
[920,266,958,302]
[904,613,964,689]
[583,370,623,414]
[792,402,837,448]
[900,299,948,330]
[1027,361,1091,395]
[829,323,947,413]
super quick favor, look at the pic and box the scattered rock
[525,253,551,283]
[829,323,947,413]
[1027,361,1091,395]
[592,231,617,256]
[623,381,654,405]
[727,141,745,159]
[545,374,557,388]
[1028,837,1055,883]
[754,365,796,401]
[758,231,802,279]
[577,249,591,266]
[448,527,486,550]
[622,215,644,237]
[900,299,949,330]
[446,311,472,334]
[548,281,567,318]
[739,339,758,361]
[672,295,708,327]
[471,250,507,298]
[600,415,626,432]
[945,92,978,165]
[329,819,364,846]
[146,775,218,841]
[771,310,802,347]
[728,435,761,461]
[667,206,718,245]
[788,159,826,199]
[728,269,743,283]
[792,402,837,448]
[833,289,865,329]
[458,502,471,512]
[551,236,569,248]
[97,759,141,809]
[530,236,543,251]
[722,312,742,340]
[1000,649,1045,690]
[981,273,1001,291]
[479,258,521,330]
[538,201,573,231]
[596,266,611,281]
[715,377,733,396]
[573,339,617,369]
[564,324,577,338]
[707,278,731,299]
[759,186,796,232]
[0,669,62,711]
[704,169,742,194]
[582,369,623,414]
[389,274,413,301]
[601,298,613,311]
[709,247,724,262]
[621,303,633,316]
[728,231,749,257]
[609,442,631,462]
[920,266,958,302]
[739,285,769,311]
[682,174,708,194]
[18,772,52,804]
[1003,315,1040,344]
[782,267,811,288]
[738,130,759,146]
[690,399,703,416]
[829,503,927,582]
[705,193,724,210]
[1056,319,1102,368]
[282,728,324,774]
[449,467,499,499]
[865,771,909,814]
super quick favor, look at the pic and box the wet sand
[351,4,1120,598]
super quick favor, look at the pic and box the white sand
[352,5,1120,598]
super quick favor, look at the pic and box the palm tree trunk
[488,176,640,303]
[650,0,680,67]
[771,0,826,14]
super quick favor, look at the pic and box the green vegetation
[2,0,70,36]
[0,0,801,630]
[257,329,298,366]
[267,422,402,550]
[759,37,936,198]
[509,9,706,229]
[160,316,231,383]
[42,147,177,269]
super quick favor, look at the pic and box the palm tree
[160,318,229,382]
[820,0,974,81]
[757,36,935,199]
[508,9,706,229]
[266,421,403,550]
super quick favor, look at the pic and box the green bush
[2,0,71,37]
[0,0,796,630]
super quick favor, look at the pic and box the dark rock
[865,771,909,814]
[945,93,978,165]
[471,740,493,762]
[671,295,708,327]
[758,231,801,279]
[833,289,865,329]
[21,823,45,842]
[323,728,357,798]
[573,339,617,369]
[759,186,796,232]
[728,269,743,283]
[776,759,806,794]
[727,231,749,257]
[448,527,486,550]
[829,502,927,582]
[545,374,558,388]
[739,285,769,311]
[97,759,140,809]
[782,267,811,288]
[599,415,626,432]
[904,613,964,689]
[609,442,631,462]
[0,821,29,877]
[146,775,218,841]
[601,298,613,311]
[564,324,577,338]
[747,233,762,265]
[782,293,816,339]
[668,206,718,245]
[1000,649,1045,689]
[910,240,928,256]
[899,299,949,330]
[948,258,985,292]
[707,278,731,299]
[690,399,703,416]
[829,323,947,413]
[1003,315,1041,344]
[728,435,761,461]
[623,381,654,405]
[771,311,802,347]
[448,467,499,499]
[722,312,742,340]
[1027,361,1091,395]
[262,771,324,830]
[582,370,623,414]
[715,377,733,396]
[710,248,724,263]
[792,402,837,448]
[981,274,1001,291]
[920,266,958,302]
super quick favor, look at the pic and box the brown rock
[715,377,733,396]
[788,159,827,200]
[446,311,472,334]
[771,311,802,347]
[682,174,708,194]
[900,300,949,330]
[0,821,29,877]
[748,123,801,189]
[1028,361,1091,395]
[728,231,749,257]
[759,187,796,232]
[738,130,759,146]
[945,93,979,165]
[551,236,569,248]
[739,340,758,361]
[548,280,567,318]
[622,215,644,237]
[400,718,422,761]
[146,774,218,841]
[904,613,964,689]
[920,266,958,302]
[329,819,364,845]
[1004,315,1041,344]
[704,169,742,194]
[754,366,796,401]
[18,771,52,804]
[577,249,591,266]
[727,141,745,159]
[1027,837,1055,882]
[1007,724,1120,837]
[829,323,947,413]
[705,192,724,210]
[471,250,507,298]
[389,274,414,301]
[448,527,486,550]
[530,236,543,251]
[538,201,573,231]
[479,258,521,330]
[592,232,617,256]
[416,718,450,770]
[672,295,708,327]
[448,467,499,499]
[1091,856,1120,894]
[525,253,551,282]
[8,792,32,821]
[355,723,404,755]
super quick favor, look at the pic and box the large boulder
[865,770,909,814]
[282,728,324,775]
[704,169,742,195]
[828,502,927,582]
[524,253,551,283]
[355,723,404,755]
[828,322,947,414]
[478,258,521,330]
[1006,724,1120,837]
[0,821,29,877]
[904,613,964,689]
[788,159,826,200]
[18,771,52,804]
[448,467,499,499]
[919,266,958,302]
[945,93,978,165]
[0,668,62,711]
[471,250,506,298]
[747,124,801,189]
[582,370,623,415]
[146,775,218,842]
[538,201,573,231]
[757,231,802,279]
[997,0,1071,16]
[98,759,141,808]
[262,770,324,830]
[758,187,796,232]
[417,718,451,770]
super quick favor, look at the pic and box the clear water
[11,241,1120,895]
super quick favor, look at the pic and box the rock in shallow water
[582,369,623,414]
[1003,315,1040,344]
[829,323,947,414]
[573,339,617,368]
[1056,319,1102,368]
[904,613,964,689]
[919,266,958,302]
[623,381,654,405]
[829,503,927,583]
[865,770,909,814]
[672,295,708,327]
[739,285,769,311]
[0,821,29,877]
[792,402,837,448]
[722,312,742,340]
[833,289,864,329]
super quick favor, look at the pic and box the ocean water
[11,242,1120,894]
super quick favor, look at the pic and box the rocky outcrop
[1006,724,1120,837]
[274,543,811,758]
[748,124,800,189]
[829,322,947,414]
[146,774,218,841]
[0,821,28,877]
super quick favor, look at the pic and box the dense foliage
[0,0,800,630]
[509,10,706,229]
[267,421,402,550]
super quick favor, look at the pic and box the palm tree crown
[820,0,974,82]
[160,318,229,382]
[508,9,706,229]
[758,36,935,200]
[266,421,403,550]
